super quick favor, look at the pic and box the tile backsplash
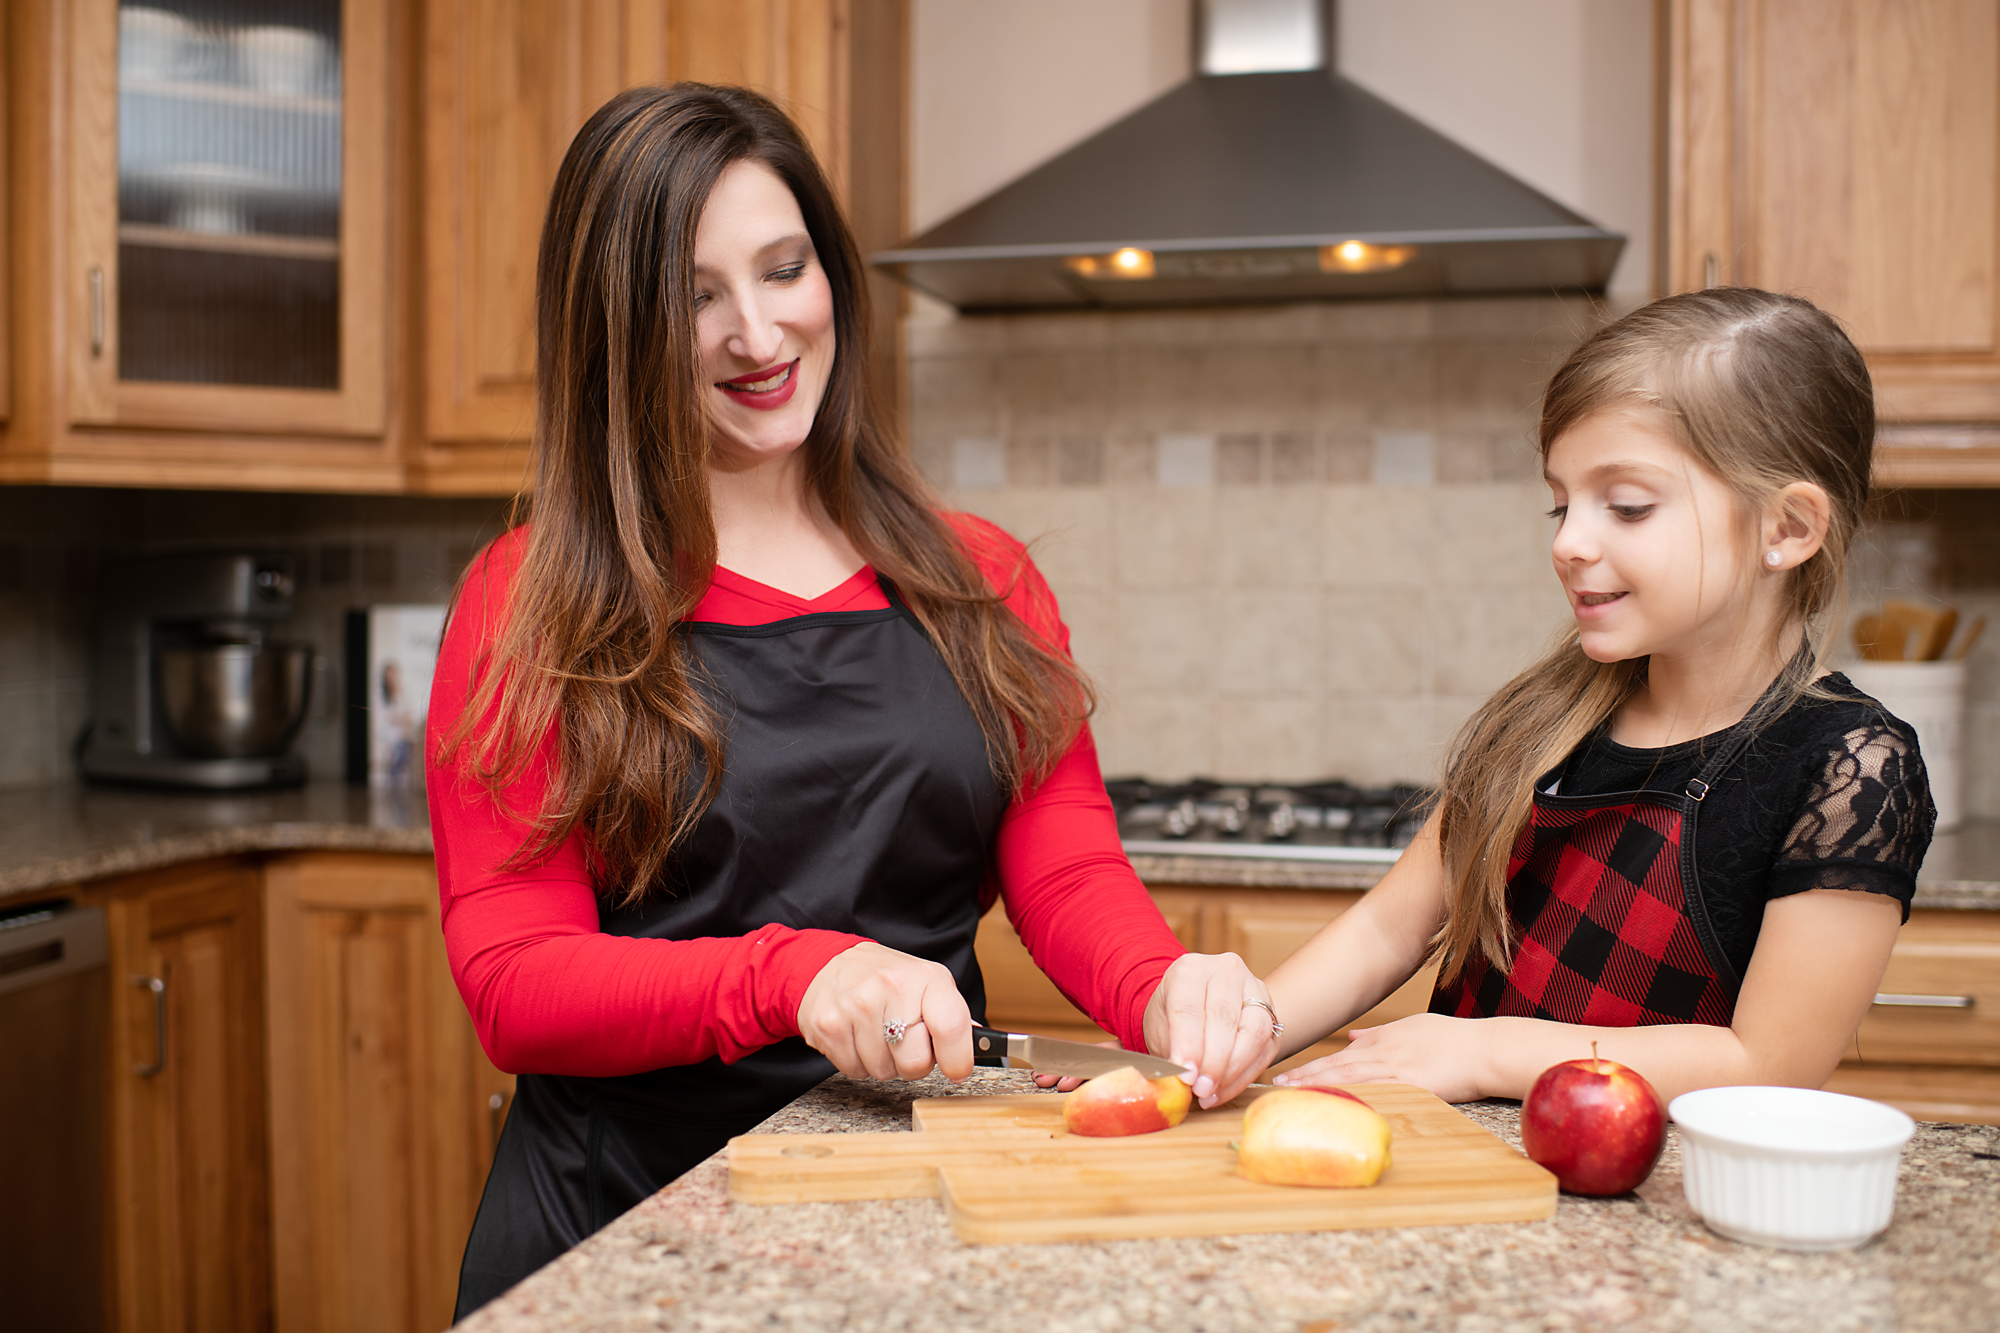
[912,295,1598,790]
[0,294,1995,824]
[0,488,511,789]
[910,294,2000,817]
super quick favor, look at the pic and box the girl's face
[1544,407,1759,665]
[691,160,837,472]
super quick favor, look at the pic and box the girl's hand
[1141,952,1280,1110]
[797,941,974,1083]
[1273,1013,1493,1104]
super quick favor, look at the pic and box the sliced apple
[1061,1065,1194,1137]
[1236,1087,1392,1187]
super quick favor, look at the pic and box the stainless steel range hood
[876,0,1624,312]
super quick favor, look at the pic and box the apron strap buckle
[1685,778,1711,802]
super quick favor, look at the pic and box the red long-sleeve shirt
[427,514,1186,1077]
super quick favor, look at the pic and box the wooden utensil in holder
[1854,601,1962,663]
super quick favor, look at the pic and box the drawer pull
[1872,992,1974,1009]
[134,975,168,1076]
[89,267,105,358]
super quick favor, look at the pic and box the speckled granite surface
[457,1070,2000,1333]
[0,781,431,898]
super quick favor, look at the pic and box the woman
[429,84,1278,1316]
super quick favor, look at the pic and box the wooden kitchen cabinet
[1827,907,2000,1124]
[1,0,900,494]
[99,858,273,1333]
[79,851,509,1333]
[263,852,512,1333]
[417,0,906,495]
[2,0,405,491]
[1666,0,2000,483]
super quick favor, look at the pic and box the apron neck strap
[1682,640,1814,802]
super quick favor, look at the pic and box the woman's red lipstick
[716,359,799,411]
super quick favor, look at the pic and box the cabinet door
[1207,890,1443,1038]
[65,0,391,443]
[418,0,880,493]
[263,852,511,1333]
[104,860,272,1333]
[976,894,1199,1042]
[1668,0,2000,477]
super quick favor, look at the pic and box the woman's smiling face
[1544,407,1757,665]
[691,159,836,471]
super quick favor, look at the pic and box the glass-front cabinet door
[69,0,386,438]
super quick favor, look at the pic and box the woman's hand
[1140,952,1281,1110]
[797,941,974,1082]
[1273,1012,1492,1104]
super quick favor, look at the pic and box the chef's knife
[970,1025,1190,1081]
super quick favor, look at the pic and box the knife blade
[970,1025,1190,1081]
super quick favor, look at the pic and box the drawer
[1854,912,2000,1067]
[1824,1063,2000,1126]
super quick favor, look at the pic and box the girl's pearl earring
[1765,550,1783,568]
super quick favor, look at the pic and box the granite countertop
[0,781,432,898]
[1,780,1997,911]
[459,1070,2000,1333]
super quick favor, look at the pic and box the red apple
[1235,1087,1392,1187]
[1521,1049,1666,1195]
[1061,1065,1193,1136]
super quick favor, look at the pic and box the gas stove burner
[1107,776,1435,856]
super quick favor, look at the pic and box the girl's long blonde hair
[1431,288,1875,983]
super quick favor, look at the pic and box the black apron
[455,582,1006,1318]
[1428,669,1801,1027]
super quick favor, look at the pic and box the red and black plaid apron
[1428,688,1783,1027]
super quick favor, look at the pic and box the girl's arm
[1279,888,1903,1104]
[1263,813,1452,1056]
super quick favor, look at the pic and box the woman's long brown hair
[441,85,1092,906]
[1431,288,1875,983]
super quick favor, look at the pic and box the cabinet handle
[134,975,167,1076]
[488,1091,508,1153]
[1872,992,1974,1009]
[1703,253,1719,289]
[89,267,106,358]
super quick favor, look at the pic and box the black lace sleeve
[1767,721,1936,918]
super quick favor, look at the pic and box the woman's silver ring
[884,1019,915,1046]
[1242,998,1284,1037]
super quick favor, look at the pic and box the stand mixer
[81,552,314,789]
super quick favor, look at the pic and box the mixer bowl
[157,643,312,758]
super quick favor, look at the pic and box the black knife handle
[971,1025,1011,1067]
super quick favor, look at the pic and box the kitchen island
[457,1069,2000,1333]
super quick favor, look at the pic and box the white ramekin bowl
[1668,1086,1915,1251]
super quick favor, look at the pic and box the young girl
[1267,288,1936,1105]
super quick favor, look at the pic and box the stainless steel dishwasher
[0,901,109,1333]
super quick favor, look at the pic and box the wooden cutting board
[729,1083,1556,1244]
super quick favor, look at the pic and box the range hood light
[1319,240,1416,274]
[1065,247,1157,280]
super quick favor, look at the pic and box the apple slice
[1061,1065,1194,1137]
[1236,1087,1392,1187]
